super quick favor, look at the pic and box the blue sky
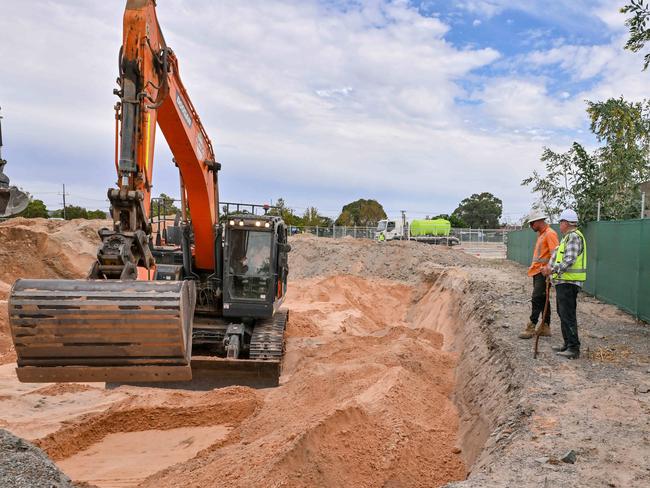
[0,0,646,223]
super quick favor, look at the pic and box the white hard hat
[526,211,547,224]
[559,208,578,223]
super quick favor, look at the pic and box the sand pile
[139,276,466,488]
[288,233,477,283]
[0,218,106,365]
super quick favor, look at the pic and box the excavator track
[189,309,288,389]
[250,309,288,361]
[9,279,195,383]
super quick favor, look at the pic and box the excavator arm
[98,0,219,279]
[8,0,221,383]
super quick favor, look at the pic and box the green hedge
[507,220,650,323]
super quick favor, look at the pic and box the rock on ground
[0,428,73,488]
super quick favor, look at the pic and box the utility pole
[400,210,406,240]
[61,183,69,219]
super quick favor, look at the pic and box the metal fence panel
[506,220,650,322]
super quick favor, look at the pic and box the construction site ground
[0,218,648,488]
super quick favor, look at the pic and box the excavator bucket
[8,279,195,383]
[0,186,29,217]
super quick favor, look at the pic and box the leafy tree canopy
[302,206,330,227]
[51,205,108,220]
[523,97,650,222]
[429,213,467,228]
[267,198,302,226]
[622,1,650,69]
[335,199,386,226]
[151,193,180,217]
[18,199,49,219]
[452,192,503,228]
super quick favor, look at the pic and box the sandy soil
[0,218,107,365]
[0,221,649,487]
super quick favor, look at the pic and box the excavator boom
[8,0,289,386]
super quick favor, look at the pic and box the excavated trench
[0,223,517,487]
[20,272,516,488]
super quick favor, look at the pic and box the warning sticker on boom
[196,133,206,160]
[176,93,193,128]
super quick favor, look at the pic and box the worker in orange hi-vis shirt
[519,211,560,340]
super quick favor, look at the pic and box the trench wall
[410,270,524,478]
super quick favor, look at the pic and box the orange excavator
[8,0,290,386]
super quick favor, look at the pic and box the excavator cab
[222,214,289,319]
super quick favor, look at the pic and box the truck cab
[376,219,405,241]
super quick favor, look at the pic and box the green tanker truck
[376,218,459,245]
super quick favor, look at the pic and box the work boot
[518,322,536,339]
[551,344,567,352]
[556,349,580,359]
[535,323,551,337]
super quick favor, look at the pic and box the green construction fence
[506,219,650,323]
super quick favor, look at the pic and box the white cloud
[0,0,646,221]
[471,78,585,130]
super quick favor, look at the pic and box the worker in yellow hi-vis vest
[541,209,586,360]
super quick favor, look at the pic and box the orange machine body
[120,0,218,271]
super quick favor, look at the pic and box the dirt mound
[0,218,106,364]
[36,387,260,461]
[138,276,466,488]
[0,222,469,487]
[28,384,100,397]
[288,234,478,283]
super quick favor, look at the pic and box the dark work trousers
[555,283,581,351]
[530,273,550,326]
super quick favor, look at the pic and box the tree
[267,198,302,226]
[87,209,108,219]
[51,206,108,220]
[622,1,650,69]
[335,199,386,226]
[430,213,467,228]
[302,206,329,227]
[151,193,180,217]
[523,97,650,221]
[18,199,48,218]
[452,192,502,228]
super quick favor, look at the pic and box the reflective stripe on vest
[553,229,587,281]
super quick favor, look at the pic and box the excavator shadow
[107,357,281,391]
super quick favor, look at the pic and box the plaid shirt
[549,230,585,287]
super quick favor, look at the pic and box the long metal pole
[597,200,601,221]
[62,184,67,220]
[642,192,646,219]
[179,172,187,223]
